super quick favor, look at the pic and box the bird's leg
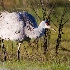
[17,43,21,61]
[2,39,6,61]
[0,38,1,49]
[2,39,4,51]
[11,42,13,59]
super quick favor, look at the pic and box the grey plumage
[0,11,56,60]
[0,11,53,42]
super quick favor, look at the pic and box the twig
[40,0,46,20]
[30,2,41,20]
[55,6,69,55]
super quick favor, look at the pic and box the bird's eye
[46,23,49,26]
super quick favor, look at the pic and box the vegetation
[0,0,70,70]
[0,60,70,70]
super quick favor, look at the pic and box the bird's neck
[34,21,45,38]
[37,24,45,33]
[26,22,45,39]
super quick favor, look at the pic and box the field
[0,0,70,70]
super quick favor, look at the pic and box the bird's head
[44,19,50,28]
[41,19,56,32]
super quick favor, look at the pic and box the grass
[0,0,70,70]
[0,60,70,70]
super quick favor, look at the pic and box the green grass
[0,0,70,70]
[0,60,70,70]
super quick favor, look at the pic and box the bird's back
[20,11,38,38]
[0,11,38,41]
[18,11,38,27]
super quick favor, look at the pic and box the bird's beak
[45,24,56,32]
[50,26,56,32]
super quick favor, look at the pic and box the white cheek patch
[45,24,50,28]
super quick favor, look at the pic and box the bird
[0,11,56,60]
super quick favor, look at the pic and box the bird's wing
[18,11,38,38]
[18,11,38,28]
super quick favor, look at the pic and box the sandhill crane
[0,11,56,60]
